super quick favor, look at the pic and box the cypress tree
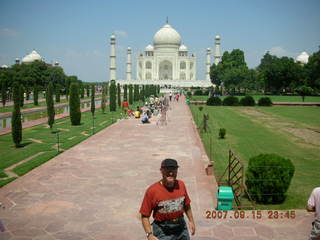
[86,85,90,97]
[123,84,128,101]
[33,85,38,106]
[109,80,116,111]
[80,83,85,99]
[140,85,145,103]
[129,84,133,104]
[55,84,61,103]
[134,84,139,102]
[11,82,22,148]
[69,83,81,125]
[20,85,25,107]
[91,85,95,116]
[46,82,55,130]
[1,81,7,106]
[117,83,121,107]
[101,85,106,113]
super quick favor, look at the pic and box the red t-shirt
[140,180,191,221]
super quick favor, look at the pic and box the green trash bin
[216,186,234,211]
[186,98,190,105]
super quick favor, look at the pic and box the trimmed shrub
[128,84,133,104]
[33,85,38,106]
[223,96,239,106]
[91,85,95,116]
[240,96,255,106]
[117,83,121,107]
[55,84,61,103]
[219,128,226,139]
[109,80,117,111]
[186,91,192,98]
[123,84,128,101]
[206,96,222,106]
[11,82,22,147]
[101,85,106,113]
[46,82,55,129]
[258,97,272,106]
[19,85,25,107]
[193,89,203,96]
[245,154,295,204]
[69,83,81,125]
[198,106,203,111]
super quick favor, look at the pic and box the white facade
[296,51,309,65]
[136,24,196,82]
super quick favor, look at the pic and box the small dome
[296,51,309,64]
[215,35,221,40]
[1,64,8,68]
[179,44,188,51]
[22,50,42,63]
[110,34,116,40]
[145,44,154,51]
[153,24,181,46]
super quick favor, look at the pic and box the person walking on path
[140,158,195,240]
[307,187,320,240]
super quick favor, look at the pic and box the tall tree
[33,85,39,106]
[134,84,139,101]
[19,84,25,107]
[46,82,55,130]
[117,83,121,107]
[304,48,320,90]
[69,83,81,125]
[140,85,145,103]
[11,82,22,148]
[123,84,128,101]
[55,84,61,103]
[129,84,133,104]
[1,80,7,106]
[109,80,116,112]
[91,85,95,116]
[101,85,106,113]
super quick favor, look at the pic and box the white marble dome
[145,44,154,51]
[215,35,221,40]
[296,51,309,64]
[22,50,42,63]
[179,44,188,51]
[153,24,181,46]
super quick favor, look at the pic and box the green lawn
[0,101,140,187]
[190,105,320,209]
[190,95,320,103]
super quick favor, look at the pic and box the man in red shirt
[140,159,195,240]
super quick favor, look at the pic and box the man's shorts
[152,217,190,240]
[310,220,320,240]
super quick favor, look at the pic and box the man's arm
[141,215,158,240]
[184,205,195,235]
[306,205,316,212]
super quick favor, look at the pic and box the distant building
[296,51,309,65]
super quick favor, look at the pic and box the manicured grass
[0,101,141,187]
[0,177,17,188]
[190,105,320,209]
[257,106,320,128]
[190,95,320,103]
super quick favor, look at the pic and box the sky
[0,0,319,82]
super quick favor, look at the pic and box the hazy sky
[0,0,319,82]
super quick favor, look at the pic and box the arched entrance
[159,60,172,80]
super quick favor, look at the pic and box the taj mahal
[110,21,221,87]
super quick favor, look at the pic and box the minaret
[126,47,132,81]
[214,35,221,65]
[109,34,116,81]
[206,48,211,81]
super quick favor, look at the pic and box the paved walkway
[0,96,314,240]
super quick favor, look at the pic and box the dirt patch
[283,127,320,146]
[239,109,273,120]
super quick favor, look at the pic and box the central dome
[153,24,181,46]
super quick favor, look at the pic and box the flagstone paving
[0,96,314,240]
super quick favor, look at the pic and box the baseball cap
[161,158,179,168]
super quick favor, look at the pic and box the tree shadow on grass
[15,142,32,148]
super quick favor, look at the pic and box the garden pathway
[0,96,314,240]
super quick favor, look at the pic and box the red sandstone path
[0,96,314,240]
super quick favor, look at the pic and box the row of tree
[0,61,99,107]
[11,79,160,147]
[210,47,320,95]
